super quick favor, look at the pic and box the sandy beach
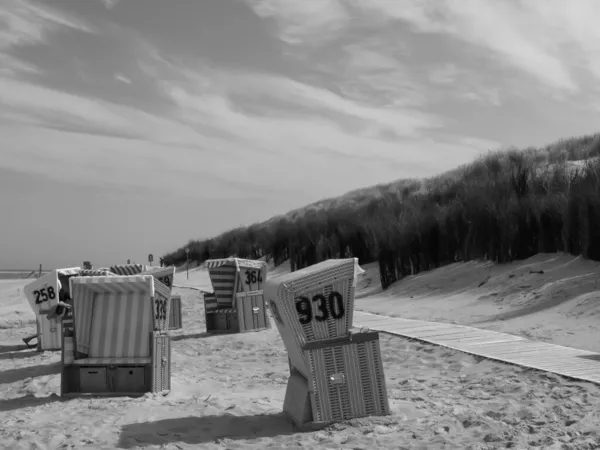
[1,255,600,449]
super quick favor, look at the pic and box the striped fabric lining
[208,265,237,308]
[88,291,153,358]
[73,283,95,354]
[204,293,218,312]
[153,278,171,303]
[71,276,154,356]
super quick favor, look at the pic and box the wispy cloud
[243,0,350,46]
[0,0,93,48]
[7,0,599,209]
[0,34,496,203]
[6,0,600,268]
[100,0,121,9]
[0,0,94,80]
[114,73,131,84]
[346,0,600,95]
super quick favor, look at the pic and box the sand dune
[1,255,600,448]
[356,253,600,352]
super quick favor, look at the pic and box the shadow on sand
[118,413,297,448]
[0,361,61,384]
[170,332,213,342]
[0,344,28,354]
[575,354,600,362]
[0,393,66,413]
[0,349,40,361]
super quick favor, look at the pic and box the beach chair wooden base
[61,332,171,397]
[204,294,270,334]
[282,331,390,427]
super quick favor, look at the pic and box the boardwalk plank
[353,311,600,385]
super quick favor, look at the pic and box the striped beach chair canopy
[70,275,155,360]
[204,258,267,308]
[56,267,83,277]
[109,264,148,276]
[70,275,154,295]
[78,269,116,277]
[205,258,266,271]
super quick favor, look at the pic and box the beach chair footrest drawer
[74,364,151,394]
[205,310,239,333]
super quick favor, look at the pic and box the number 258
[34,287,56,304]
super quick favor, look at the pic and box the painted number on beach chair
[295,291,345,325]
[244,270,262,285]
[155,298,167,321]
[33,287,56,304]
[157,276,171,287]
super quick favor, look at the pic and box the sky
[1,0,600,269]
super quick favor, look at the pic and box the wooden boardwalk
[353,311,600,384]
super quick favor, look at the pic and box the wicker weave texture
[306,334,390,423]
[236,293,270,332]
[265,259,363,380]
[151,332,171,393]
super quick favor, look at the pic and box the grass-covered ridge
[162,133,600,289]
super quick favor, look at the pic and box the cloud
[0,41,496,202]
[114,73,131,84]
[239,0,508,111]
[0,0,93,50]
[242,0,349,45]
[428,63,459,85]
[100,0,121,9]
[0,0,94,77]
[0,2,507,203]
[0,53,40,76]
[345,0,600,94]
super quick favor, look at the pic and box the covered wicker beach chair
[203,258,270,334]
[139,266,181,330]
[265,258,390,427]
[60,275,171,397]
[23,267,114,351]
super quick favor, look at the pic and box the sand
[355,253,600,353]
[1,254,600,448]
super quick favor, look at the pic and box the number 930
[295,291,345,325]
